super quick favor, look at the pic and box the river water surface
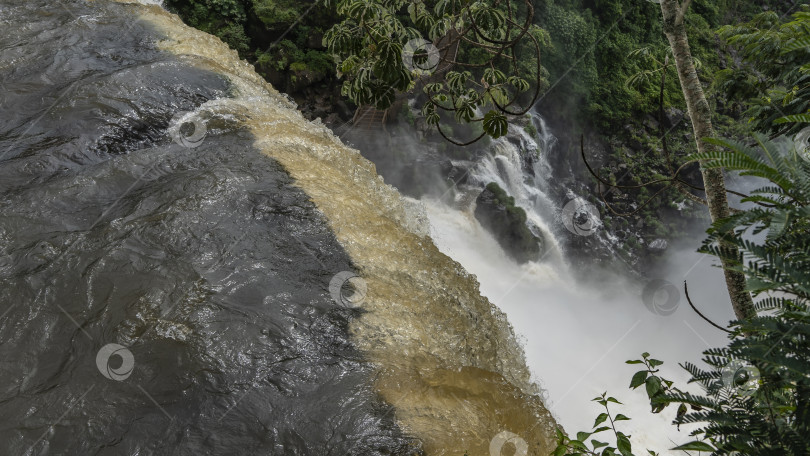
[0,1,556,454]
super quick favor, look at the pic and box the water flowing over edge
[112,0,559,453]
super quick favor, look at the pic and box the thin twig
[684,280,733,333]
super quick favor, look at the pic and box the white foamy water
[421,113,737,454]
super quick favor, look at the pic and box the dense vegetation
[163,0,337,97]
[534,0,792,126]
[553,6,810,454]
[164,0,786,125]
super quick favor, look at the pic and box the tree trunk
[659,0,755,320]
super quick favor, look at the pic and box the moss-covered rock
[474,183,544,264]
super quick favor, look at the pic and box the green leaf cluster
[717,7,810,137]
[322,0,543,141]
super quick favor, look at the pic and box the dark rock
[474,183,544,263]
[257,65,285,90]
[440,160,469,186]
[323,112,340,127]
[311,102,332,119]
[664,107,685,128]
[335,100,354,120]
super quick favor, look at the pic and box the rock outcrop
[475,183,544,263]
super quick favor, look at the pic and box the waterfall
[464,111,566,268]
[421,109,736,455]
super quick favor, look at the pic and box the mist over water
[404,115,738,454]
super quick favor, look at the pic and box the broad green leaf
[482,110,508,138]
[483,67,507,85]
[591,439,609,449]
[645,376,663,399]
[593,412,609,428]
[630,370,648,389]
[616,433,633,456]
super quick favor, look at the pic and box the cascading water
[465,113,565,266]
[420,111,738,454]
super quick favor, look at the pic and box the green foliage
[694,134,810,298]
[486,182,515,206]
[553,392,656,456]
[165,0,337,80]
[717,7,810,137]
[484,182,530,223]
[666,147,810,451]
[534,0,673,127]
[252,0,304,30]
[321,0,544,141]
[164,0,249,52]
[533,0,790,130]
[482,110,508,139]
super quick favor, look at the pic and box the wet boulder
[474,183,544,263]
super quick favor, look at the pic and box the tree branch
[684,280,733,333]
